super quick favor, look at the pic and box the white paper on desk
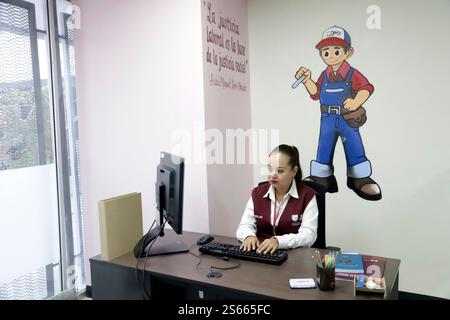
[289,278,316,289]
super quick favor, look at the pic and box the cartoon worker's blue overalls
[310,68,372,180]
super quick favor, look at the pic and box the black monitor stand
[139,232,189,257]
[133,185,188,258]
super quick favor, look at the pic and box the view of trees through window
[0,85,54,170]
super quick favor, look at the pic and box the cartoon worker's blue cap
[315,26,351,49]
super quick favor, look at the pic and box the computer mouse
[197,234,214,245]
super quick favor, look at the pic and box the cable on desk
[189,244,241,278]
[210,258,241,271]
[141,218,167,300]
[135,219,156,299]
[188,244,203,274]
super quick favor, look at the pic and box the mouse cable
[189,246,241,277]
[207,258,241,280]
[210,258,241,272]
[187,243,204,275]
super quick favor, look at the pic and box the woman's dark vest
[251,181,316,241]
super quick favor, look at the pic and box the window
[0,0,84,299]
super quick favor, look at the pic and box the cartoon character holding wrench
[295,26,381,201]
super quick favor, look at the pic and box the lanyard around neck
[273,200,278,226]
[273,194,287,226]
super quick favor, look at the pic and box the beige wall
[249,0,450,298]
[201,0,254,237]
[74,0,209,284]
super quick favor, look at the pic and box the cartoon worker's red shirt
[310,61,374,101]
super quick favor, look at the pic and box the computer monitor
[133,152,188,258]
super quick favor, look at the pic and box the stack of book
[335,253,385,282]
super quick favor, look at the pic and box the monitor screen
[156,152,184,234]
[133,152,188,258]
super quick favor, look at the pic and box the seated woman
[236,144,318,254]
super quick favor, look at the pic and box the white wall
[73,0,209,285]
[201,0,254,237]
[248,0,450,298]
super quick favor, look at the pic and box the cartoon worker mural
[294,26,381,201]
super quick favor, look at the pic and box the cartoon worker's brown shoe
[303,175,338,193]
[347,177,382,201]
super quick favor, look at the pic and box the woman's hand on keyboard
[240,236,260,251]
[257,237,279,255]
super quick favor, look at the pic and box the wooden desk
[90,231,400,300]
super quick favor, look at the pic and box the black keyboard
[199,241,288,265]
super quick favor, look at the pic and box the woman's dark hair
[269,144,303,182]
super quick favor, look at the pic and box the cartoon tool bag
[320,67,367,128]
[343,106,367,128]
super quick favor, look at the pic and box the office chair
[302,181,326,249]
[258,181,340,251]
[302,180,340,251]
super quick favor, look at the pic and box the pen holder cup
[316,265,335,291]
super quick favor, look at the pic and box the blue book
[335,253,364,274]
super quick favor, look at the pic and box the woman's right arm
[236,197,257,242]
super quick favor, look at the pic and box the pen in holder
[314,250,337,290]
